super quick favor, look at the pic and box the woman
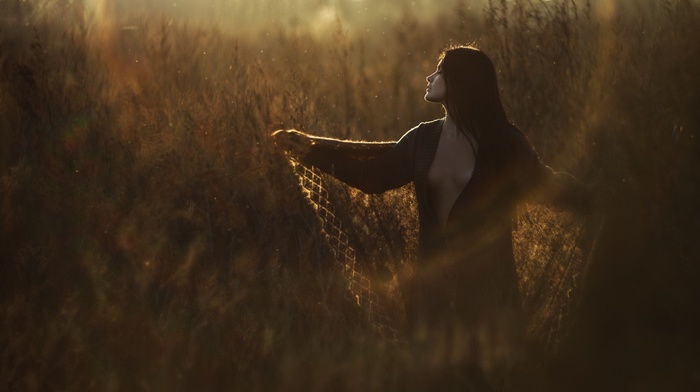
[273,46,588,342]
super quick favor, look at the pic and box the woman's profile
[273,44,590,385]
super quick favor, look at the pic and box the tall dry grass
[1,0,699,390]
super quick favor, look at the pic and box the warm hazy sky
[86,0,464,30]
[82,0,630,33]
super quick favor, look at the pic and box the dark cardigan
[302,118,578,328]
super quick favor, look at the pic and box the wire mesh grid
[289,157,402,342]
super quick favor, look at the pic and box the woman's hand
[271,129,313,157]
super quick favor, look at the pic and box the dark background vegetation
[1,0,699,390]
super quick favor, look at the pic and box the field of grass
[2,0,699,390]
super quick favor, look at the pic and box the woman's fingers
[271,129,311,156]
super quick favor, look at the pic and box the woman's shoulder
[420,117,444,131]
[407,117,443,138]
[421,117,445,127]
[393,118,443,144]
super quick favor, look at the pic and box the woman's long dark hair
[440,45,509,146]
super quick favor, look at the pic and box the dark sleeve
[301,126,419,194]
[506,126,591,213]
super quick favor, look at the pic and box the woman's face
[424,61,447,103]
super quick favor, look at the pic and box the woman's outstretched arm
[272,126,419,194]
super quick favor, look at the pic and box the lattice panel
[289,157,401,342]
